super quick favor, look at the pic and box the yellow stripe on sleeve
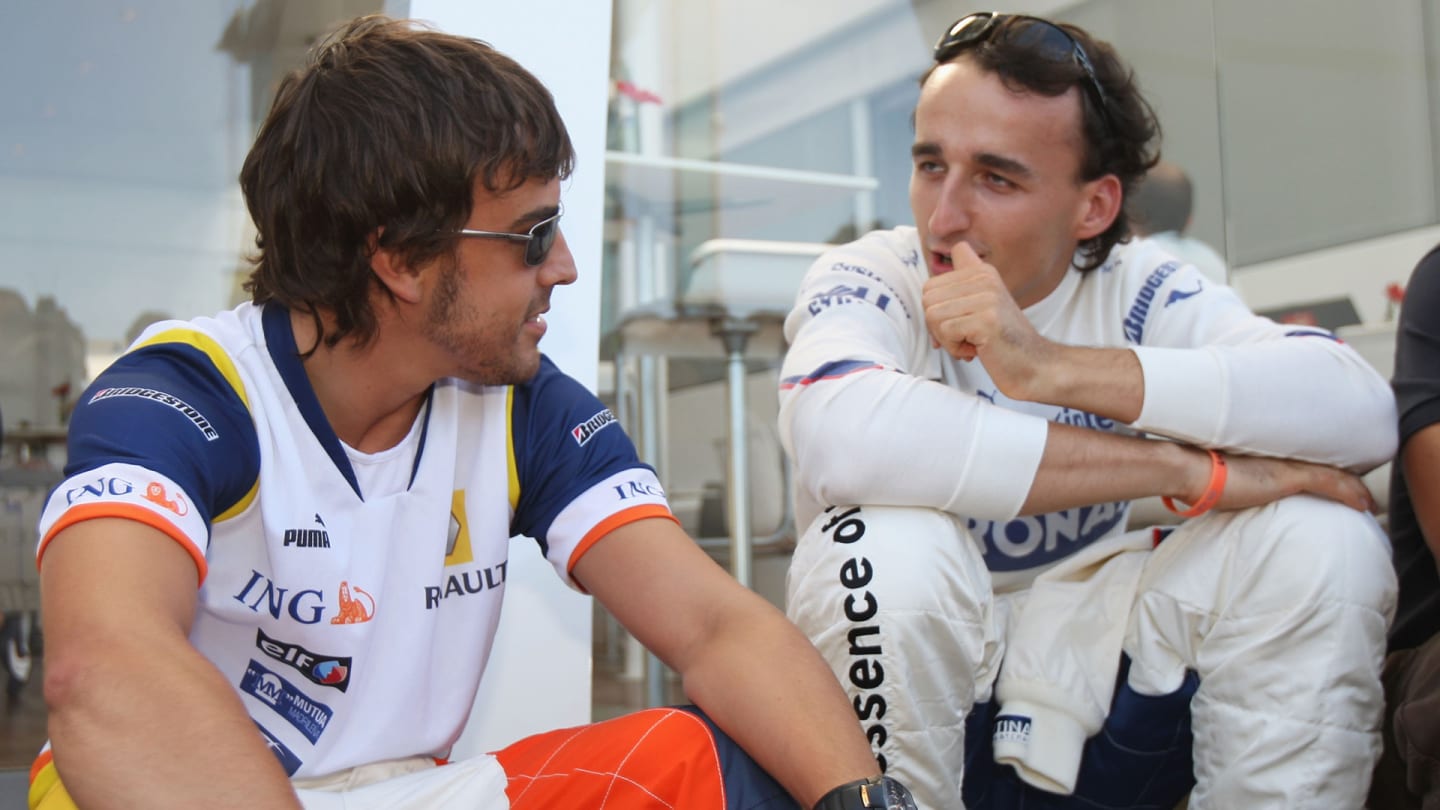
[132,327,250,410]
[505,387,519,511]
[29,754,78,810]
[131,327,257,523]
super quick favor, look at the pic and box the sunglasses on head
[454,206,563,267]
[933,12,1114,133]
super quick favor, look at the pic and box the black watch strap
[812,775,918,810]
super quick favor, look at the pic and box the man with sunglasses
[28,15,918,810]
[780,12,1396,809]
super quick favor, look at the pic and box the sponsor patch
[994,714,1032,746]
[88,386,220,440]
[806,283,894,317]
[256,722,303,775]
[819,506,892,773]
[1122,261,1181,344]
[972,500,1129,570]
[424,562,508,609]
[1165,281,1204,307]
[331,581,375,624]
[241,660,333,743]
[571,409,617,446]
[64,475,138,506]
[446,490,474,566]
[143,481,188,516]
[255,628,352,692]
[282,523,331,549]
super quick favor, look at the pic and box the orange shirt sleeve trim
[28,748,52,785]
[37,503,208,586]
[566,504,678,576]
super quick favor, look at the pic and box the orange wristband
[1162,449,1227,518]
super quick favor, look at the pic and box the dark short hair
[240,15,575,349]
[923,17,1161,271]
[1128,161,1193,235]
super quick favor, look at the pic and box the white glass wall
[0,0,387,771]
[603,0,1440,337]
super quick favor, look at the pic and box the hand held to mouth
[923,240,1057,400]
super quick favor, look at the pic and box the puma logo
[330,581,375,624]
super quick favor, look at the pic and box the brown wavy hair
[240,15,575,349]
[924,16,1161,271]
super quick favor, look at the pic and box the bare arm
[573,518,880,808]
[41,518,302,810]
[1402,423,1440,564]
[1021,422,1376,516]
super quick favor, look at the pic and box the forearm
[1022,422,1376,516]
[1132,341,1397,469]
[1020,424,1202,515]
[1019,343,1144,424]
[46,636,302,810]
[1401,428,1440,565]
[678,592,880,808]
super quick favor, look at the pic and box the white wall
[1232,224,1440,324]
[405,0,614,756]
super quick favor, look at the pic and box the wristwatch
[812,775,919,810]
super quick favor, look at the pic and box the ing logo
[330,581,375,625]
[144,481,188,516]
[446,490,474,566]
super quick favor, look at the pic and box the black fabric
[1389,244,1440,652]
[1371,633,1440,809]
[961,654,1198,809]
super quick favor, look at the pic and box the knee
[1222,495,1396,617]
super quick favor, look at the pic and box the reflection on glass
[0,0,384,771]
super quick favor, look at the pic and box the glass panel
[0,0,384,772]
[1213,0,1436,264]
[1429,0,1440,212]
[1058,0,1227,261]
[605,0,933,309]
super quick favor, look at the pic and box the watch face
[882,777,919,810]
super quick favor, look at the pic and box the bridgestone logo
[1122,261,1180,344]
[89,386,220,441]
[571,409,617,446]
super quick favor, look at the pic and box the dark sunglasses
[455,206,562,267]
[933,12,1113,132]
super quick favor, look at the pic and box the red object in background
[50,382,70,399]
[1386,282,1406,320]
[1279,310,1319,326]
[615,79,662,105]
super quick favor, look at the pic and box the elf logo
[255,628,352,692]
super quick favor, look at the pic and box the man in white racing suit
[780,12,1397,810]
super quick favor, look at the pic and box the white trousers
[295,755,507,809]
[785,496,1397,810]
